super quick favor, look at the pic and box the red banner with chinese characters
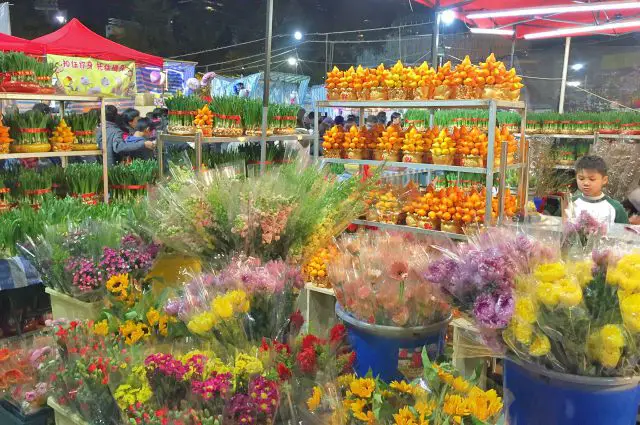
[47,54,136,97]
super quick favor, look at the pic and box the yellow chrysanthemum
[466,387,503,421]
[106,273,129,294]
[234,353,263,375]
[92,320,109,336]
[598,347,622,368]
[146,307,160,327]
[390,380,414,394]
[212,295,234,319]
[187,311,218,335]
[307,386,322,412]
[350,378,376,399]
[536,282,560,308]
[620,293,640,333]
[607,253,640,293]
[228,290,251,313]
[569,261,594,287]
[393,406,417,425]
[557,279,583,308]
[529,333,551,357]
[600,324,625,350]
[534,263,567,283]
[511,320,533,345]
[514,296,537,324]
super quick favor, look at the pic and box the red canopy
[415,0,640,39]
[33,18,163,66]
[0,33,45,55]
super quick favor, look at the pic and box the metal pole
[509,32,516,69]
[431,2,441,69]
[398,27,402,62]
[325,34,329,75]
[313,102,319,158]
[558,36,571,113]
[518,104,529,217]
[484,100,497,225]
[260,0,274,175]
[497,141,508,225]
[157,134,164,178]
[100,100,109,203]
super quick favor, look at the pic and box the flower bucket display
[336,303,451,381]
[45,287,102,321]
[504,359,640,425]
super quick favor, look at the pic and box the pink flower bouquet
[328,231,450,327]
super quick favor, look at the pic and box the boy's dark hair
[121,108,140,125]
[135,117,154,132]
[32,103,51,114]
[575,155,608,176]
[334,115,345,126]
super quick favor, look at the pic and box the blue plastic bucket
[335,303,451,382]
[504,359,640,425]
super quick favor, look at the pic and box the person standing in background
[118,108,141,138]
[96,105,124,167]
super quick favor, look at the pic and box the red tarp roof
[0,33,45,55]
[415,0,640,39]
[33,18,163,66]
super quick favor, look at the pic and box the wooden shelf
[0,93,102,102]
[0,150,101,160]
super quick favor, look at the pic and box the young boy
[572,155,629,225]
[114,117,156,163]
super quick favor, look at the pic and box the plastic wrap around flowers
[328,231,449,327]
[165,256,303,343]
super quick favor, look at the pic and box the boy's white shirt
[571,193,616,226]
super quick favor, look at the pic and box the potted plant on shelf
[108,159,157,202]
[67,112,99,151]
[5,111,51,153]
[0,52,40,93]
[66,163,102,205]
[165,93,205,136]
[48,117,75,152]
[211,96,244,137]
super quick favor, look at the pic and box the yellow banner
[47,54,136,97]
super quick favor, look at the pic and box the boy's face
[577,168,608,197]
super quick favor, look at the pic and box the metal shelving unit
[313,98,529,227]
[0,93,109,203]
[156,132,313,177]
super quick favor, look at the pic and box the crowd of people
[96,106,167,166]
[297,109,403,137]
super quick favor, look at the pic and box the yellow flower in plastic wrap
[451,376,471,393]
[529,333,551,357]
[337,374,356,389]
[599,347,622,368]
[146,307,160,327]
[92,320,109,336]
[136,385,152,403]
[212,295,234,319]
[106,273,130,294]
[158,314,174,337]
[600,324,625,350]
[514,296,537,324]
[228,290,251,313]
[557,278,583,308]
[234,353,263,375]
[350,378,376,399]
[607,253,640,293]
[443,394,469,418]
[307,386,322,412]
[393,406,417,425]
[536,282,560,308]
[390,380,414,394]
[350,398,368,418]
[187,311,217,335]
[534,263,567,283]
[569,260,594,287]
[620,293,640,333]
[467,387,503,421]
[205,356,231,376]
[511,320,533,345]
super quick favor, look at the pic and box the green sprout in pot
[109,159,158,202]
[66,163,103,204]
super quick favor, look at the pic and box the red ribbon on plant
[20,128,48,133]
[0,188,10,194]
[24,188,51,196]
[73,130,94,136]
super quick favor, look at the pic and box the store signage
[47,54,136,97]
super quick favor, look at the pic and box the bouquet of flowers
[329,231,449,327]
[304,351,503,425]
[0,338,55,415]
[149,157,374,264]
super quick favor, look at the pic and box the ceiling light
[571,63,584,70]
[566,81,581,87]
[440,9,456,25]
[467,1,640,20]
[293,31,303,40]
[287,57,298,66]
[524,19,640,39]
[470,28,515,36]
[55,14,66,24]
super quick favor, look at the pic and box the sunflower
[393,406,417,425]
[390,380,414,394]
[306,386,322,412]
[106,273,129,294]
[350,378,376,399]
